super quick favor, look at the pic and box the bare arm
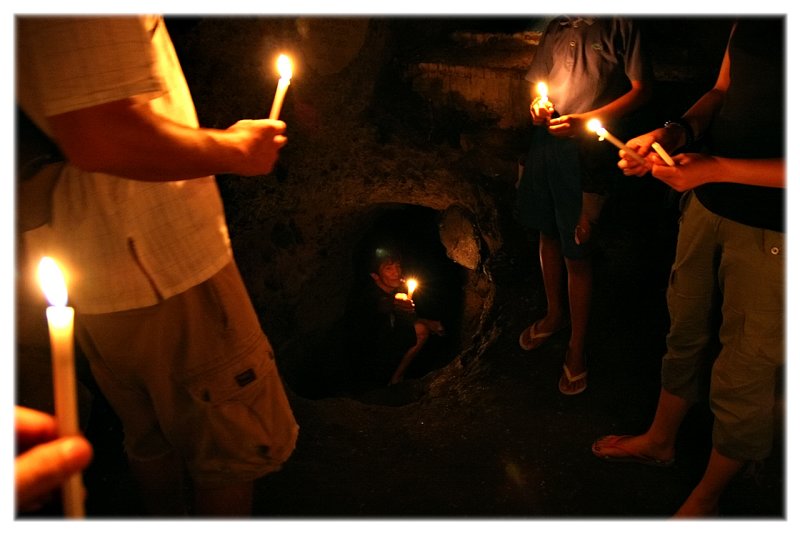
[651,155,784,192]
[48,98,287,182]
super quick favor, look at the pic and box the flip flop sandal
[518,320,568,351]
[558,363,587,395]
[591,435,675,468]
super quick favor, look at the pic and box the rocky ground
[51,175,783,521]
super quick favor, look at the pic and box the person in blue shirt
[516,16,653,395]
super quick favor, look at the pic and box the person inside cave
[345,244,445,391]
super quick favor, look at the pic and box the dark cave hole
[281,203,469,402]
[353,204,467,379]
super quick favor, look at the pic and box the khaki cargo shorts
[76,261,299,487]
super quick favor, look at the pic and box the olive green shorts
[662,193,784,460]
[76,261,298,487]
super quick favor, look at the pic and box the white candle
[587,119,647,165]
[406,279,418,300]
[651,142,676,167]
[268,54,293,120]
[37,257,84,518]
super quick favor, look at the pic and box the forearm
[590,80,652,124]
[676,88,726,147]
[49,99,261,181]
[710,157,785,188]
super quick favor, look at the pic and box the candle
[268,54,293,120]
[651,142,676,167]
[37,257,84,518]
[586,119,647,165]
[394,293,409,301]
[406,278,418,300]
[536,82,549,107]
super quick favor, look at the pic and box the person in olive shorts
[592,18,785,517]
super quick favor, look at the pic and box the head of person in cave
[369,245,406,293]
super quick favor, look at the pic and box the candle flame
[277,54,292,80]
[587,118,607,140]
[536,82,548,101]
[406,278,418,298]
[38,257,68,307]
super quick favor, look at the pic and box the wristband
[664,118,694,149]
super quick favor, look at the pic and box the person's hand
[650,153,720,192]
[529,98,554,126]
[547,113,587,138]
[393,296,416,315]
[15,406,93,513]
[618,127,684,177]
[225,119,288,176]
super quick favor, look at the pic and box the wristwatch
[663,118,694,149]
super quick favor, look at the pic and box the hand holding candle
[269,54,293,120]
[587,119,647,166]
[37,257,84,518]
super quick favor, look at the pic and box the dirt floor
[20,176,783,522]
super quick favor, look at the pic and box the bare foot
[592,434,675,466]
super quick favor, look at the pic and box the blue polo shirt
[525,17,652,121]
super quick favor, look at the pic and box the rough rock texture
[16,16,782,519]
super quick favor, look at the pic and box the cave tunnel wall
[164,16,732,397]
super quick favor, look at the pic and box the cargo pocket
[183,342,298,484]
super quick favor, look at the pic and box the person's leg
[538,233,567,330]
[594,194,718,460]
[593,386,690,462]
[560,255,590,393]
[129,452,188,516]
[673,449,743,517]
[682,219,784,518]
[390,321,430,384]
[519,233,569,350]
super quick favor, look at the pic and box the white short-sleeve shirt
[18,16,233,314]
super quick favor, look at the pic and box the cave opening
[279,202,472,403]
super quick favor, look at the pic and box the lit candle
[587,119,647,165]
[37,257,84,518]
[406,278,418,300]
[536,82,549,108]
[651,142,676,167]
[269,54,293,120]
